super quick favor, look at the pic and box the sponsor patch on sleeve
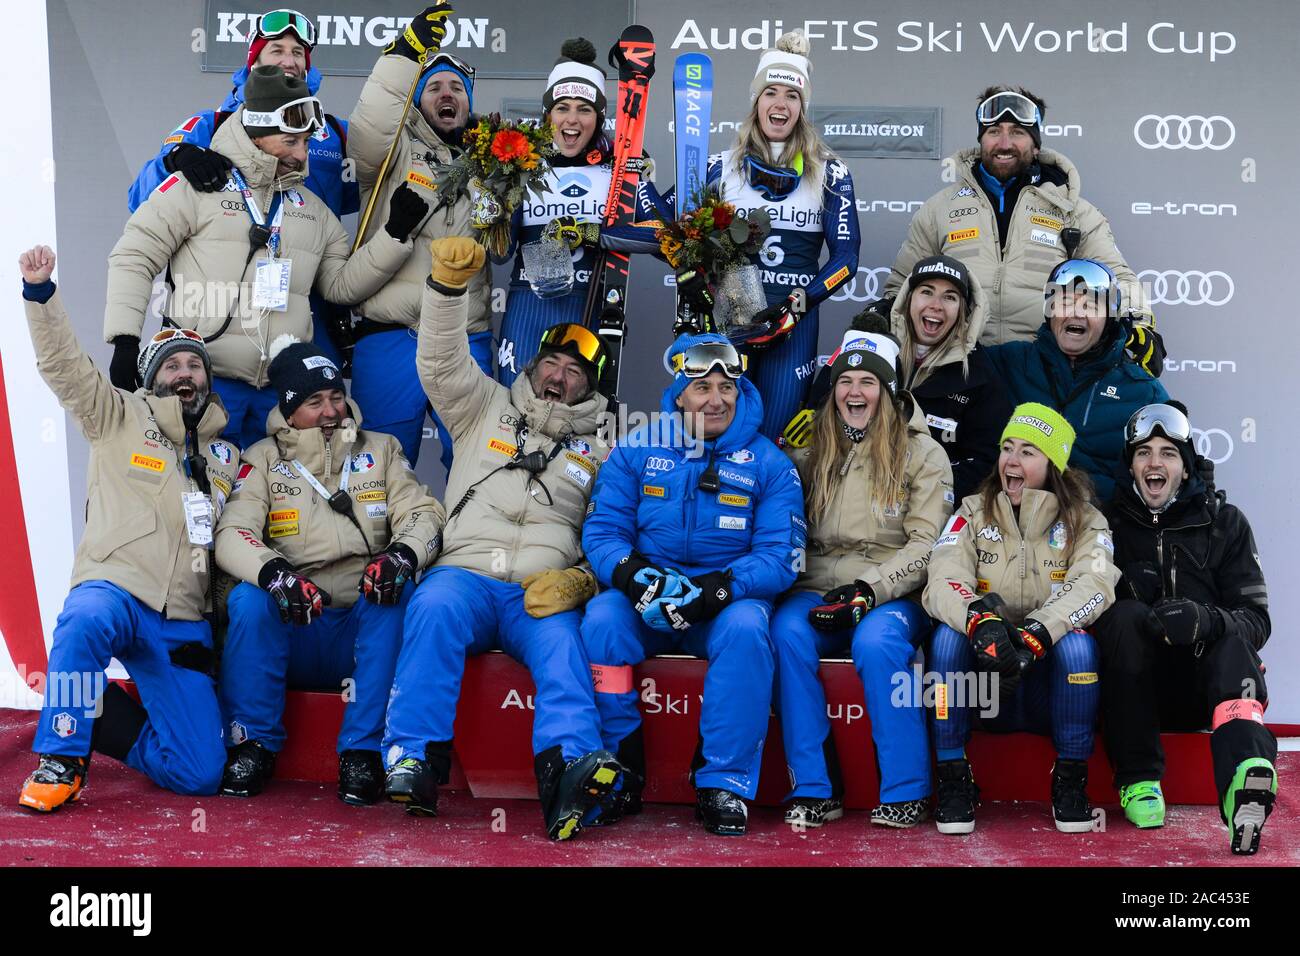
[717,493,750,507]
[163,134,183,145]
[642,485,665,498]
[976,578,990,593]
[933,514,967,548]
[1067,672,1099,685]
[366,503,388,519]
[1029,228,1058,248]
[1096,532,1115,555]
[717,515,747,531]
[268,523,299,538]
[356,490,387,502]
[407,170,436,190]
[564,461,592,488]
[1030,214,1062,230]
[823,265,850,291]
[156,174,181,194]
[946,227,979,244]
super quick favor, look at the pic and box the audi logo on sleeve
[830,266,891,303]
[1137,270,1234,306]
[1133,114,1235,151]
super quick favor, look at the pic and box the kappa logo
[977,525,1003,542]
[270,461,297,479]
[955,185,976,198]
[826,160,849,186]
[52,712,76,739]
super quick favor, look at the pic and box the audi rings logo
[220,199,246,211]
[830,266,892,303]
[1133,115,1235,151]
[1191,428,1233,465]
[1138,270,1234,307]
[646,457,675,472]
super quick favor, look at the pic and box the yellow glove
[782,408,815,449]
[430,236,485,289]
[522,567,597,618]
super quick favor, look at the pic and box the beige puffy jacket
[105,113,411,387]
[792,396,954,601]
[417,281,608,582]
[349,54,491,334]
[883,147,1150,346]
[923,487,1120,643]
[214,401,444,607]
[29,291,239,621]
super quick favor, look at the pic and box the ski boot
[219,740,277,797]
[934,759,979,835]
[536,748,626,841]
[1224,758,1277,855]
[1119,780,1165,829]
[1051,759,1094,833]
[338,749,385,806]
[695,787,748,836]
[18,754,88,812]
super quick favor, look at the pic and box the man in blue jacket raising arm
[580,335,806,835]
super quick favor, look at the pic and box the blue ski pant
[219,583,408,754]
[32,581,225,795]
[927,624,1099,761]
[382,567,603,768]
[212,376,280,451]
[773,591,932,802]
[351,326,495,472]
[744,304,820,442]
[496,284,588,388]
[580,589,775,799]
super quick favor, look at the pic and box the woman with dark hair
[772,330,953,829]
[923,403,1119,834]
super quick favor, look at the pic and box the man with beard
[17,245,238,812]
[878,86,1159,371]
[105,66,417,450]
[346,3,496,473]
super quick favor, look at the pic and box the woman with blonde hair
[923,403,1119,835]
[772,330,954,829]
[679,30,860,440]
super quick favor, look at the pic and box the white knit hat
[750,30,812,106]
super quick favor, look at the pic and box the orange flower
[519,151,540,171]
[491,130,531,163]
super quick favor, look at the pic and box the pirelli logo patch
[1031,214,1062,230]
[487,439,517,457]
[642,485,665,498]
[823,265,850,291]
[269,509,299,524]
[356,490,386,502]
[130,454,165,472]
[1068,672,1099,685]
[947,227,979,244]
[164,134,184,145]
[407,171,436,190]
[976,578,990,593]
[717,493,750,507]
[935,683,949,720]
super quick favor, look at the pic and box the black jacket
[1104,468,1270,652]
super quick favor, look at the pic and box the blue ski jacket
[583,369,806,602]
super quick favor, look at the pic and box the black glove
[259,558,332,626]
[809,581,876,632]
[611,552,687,613]
[675,268,715,312]
[1135,604,1167,642]
[385,183,430,241]
[1015,618,1052,667]
[1121,561,1163,605]
[1124,319,1166,378]
[110,335,142,391]
[731,296,798,350]
[653,570,733,630]
[1153,598,1217,647]
[384,3,453,62]
[853,297,894,331]
[360,542,418,606]
[966,593,1021,697]
[163,143,235,193]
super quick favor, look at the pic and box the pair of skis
[585,26,714,403]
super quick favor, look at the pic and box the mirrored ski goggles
[424,52,476,80]
[1043,259,1121,318]
[150,328,205,345]
[1125,404,1191,447]
[670,342,748,379]
[254,9,316,48]
[243,95,325,134]
[976,91,1042,129]
[743,153,803,201]
[539,323,608,378]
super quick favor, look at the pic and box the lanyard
[292,454,351,501]
[229,167,286,258]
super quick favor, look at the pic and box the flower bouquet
[431,113,557,258]
[656,195,772,333]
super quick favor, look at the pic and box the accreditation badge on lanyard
[178,435,214,547]
[230,167,292,312]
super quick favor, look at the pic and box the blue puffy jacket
[583,373,806,602]
[987,322,1169,500]
[127,64,358,218]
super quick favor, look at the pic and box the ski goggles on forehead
[671,342,748,379]
[1044,259,1121,318]
[743,153,803,201]
[539,323,608,377]
[253,9,316,48]
[425,51,476,80]
[976,91,1042,129]
[150,328,205,345]
[244,95,324,134]
[1125,404,1191,447]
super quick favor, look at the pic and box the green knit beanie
[1000,403,1075,474]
